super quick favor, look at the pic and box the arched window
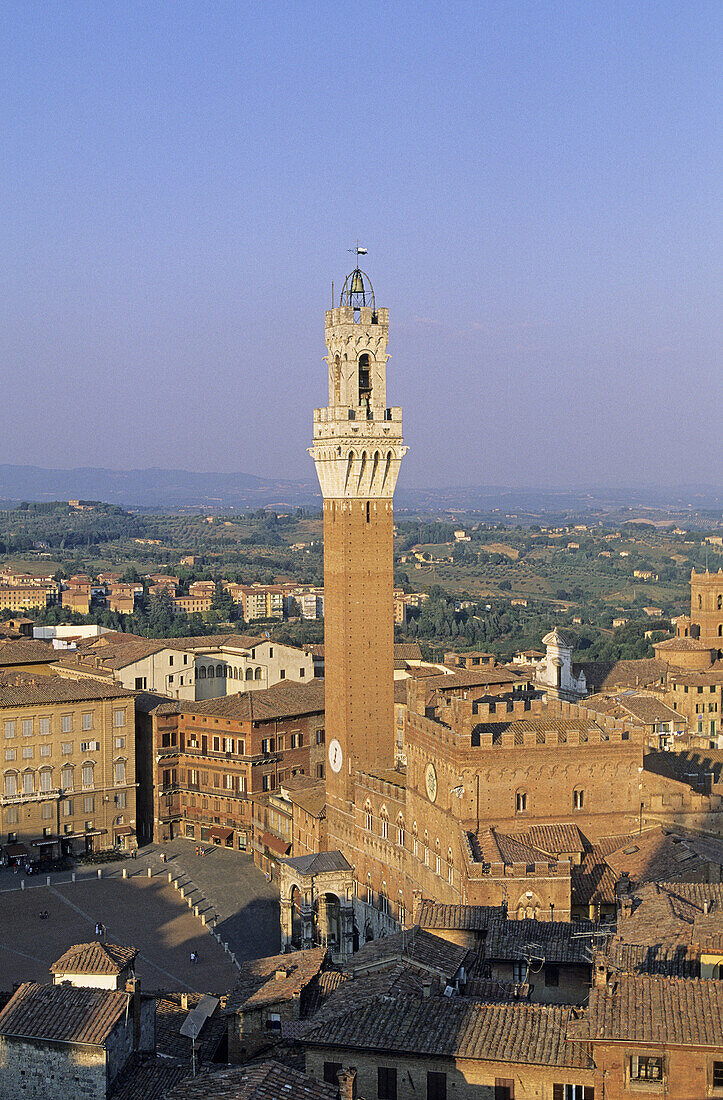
[424,829,429,866]
[515,789,528,814]
[61,765,73,790]
[573,787,584,810]
[358,352,371,405]
[397,814,405,847]
[233,667,238,679]
[380,806,389,840]
[398,890,406,926]
[718,595,722,610]
[82,762,95,789]
[207,665,215,678]
[216,665,224,678]
[699,594,703,609]
[435,838,441,876]
[380,880,389,914]
[22,770,34,795]
[255,667,263,680]
[39,768,52,792]
[364,801,373,831]
[4,771,17,797]
[114,759,127,785]
[448,847,454,885]
[719,625,723,637]
[412,821,418,858]
[198,666,206,679]
[245,668,253,681]
[366,872,373,905]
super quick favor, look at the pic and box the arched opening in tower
[358,353,372,413]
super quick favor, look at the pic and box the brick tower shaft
[309,266,406,848]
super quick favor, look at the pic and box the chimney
[412,889,423,923]
[593,954,610,989]
[275,967,289,981]
[180,992,189,1010]
[620,896,633,918]
[125,977,142,1050]
[703,899,711,915]
[337,1068,357,1100]
[422,977,433,998]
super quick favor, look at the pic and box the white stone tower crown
[309,267,406,500]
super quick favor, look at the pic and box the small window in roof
[623,845,640,854]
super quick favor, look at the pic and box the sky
[2,1,721,491]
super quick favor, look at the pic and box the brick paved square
[0,873,238,994]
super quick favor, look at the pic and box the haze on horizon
[3,2,721,492]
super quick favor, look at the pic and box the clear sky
[2,1,721,490]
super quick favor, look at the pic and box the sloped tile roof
[617,882,723,951]
[109,1055,188,1100]
[418,901,504,932]
[525,824,586,857]
[154,993,226,1062]
[300,994,592,1068]
[604,828,711,884]
[0,982,130,1045]
[288,965,427,1042]
[284,851,351,875]
[162,1060,339,1100]
[484,918,604,966]
[571,852,618,907]
[568,975,723,1046]
[179,679,325,722]
[225,948,327,1014]
[0,639,57,666]
[0,672,134,707]
[50,941,137,976]
[605,940,701,979]
[576,659,668,692]
[345,927,473,981]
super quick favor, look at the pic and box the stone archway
[278,851,355,961]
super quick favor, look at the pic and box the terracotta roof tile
[162,1060,339,1100]
[484,918,604,966]
[50,941,137,976]
[225,948,327,1014]
[605,940,701,978]
[0,639,57,666]
[0,982,130,1045]
[569,975,723,1046]
[418,901,504,932]
[180,679,325,722]
[0,671,134,707]
[345,927,474,982]
[300,994,592,1068]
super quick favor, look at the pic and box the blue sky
[2,1,720,489]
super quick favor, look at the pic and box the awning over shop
[3,843,28,858]
[209,826,234,842]
[261,831,292,857]
[114,826,135,836]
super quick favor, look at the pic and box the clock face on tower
[328,738,343,774]
[425,762,438,803]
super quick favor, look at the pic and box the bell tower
[310,261,406,850]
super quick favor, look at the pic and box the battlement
[313,406,402,425]
[691,568,723,582]
[326,305,389,328]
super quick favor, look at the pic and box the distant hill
[0,465,321,510]
[0,465,720,518]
